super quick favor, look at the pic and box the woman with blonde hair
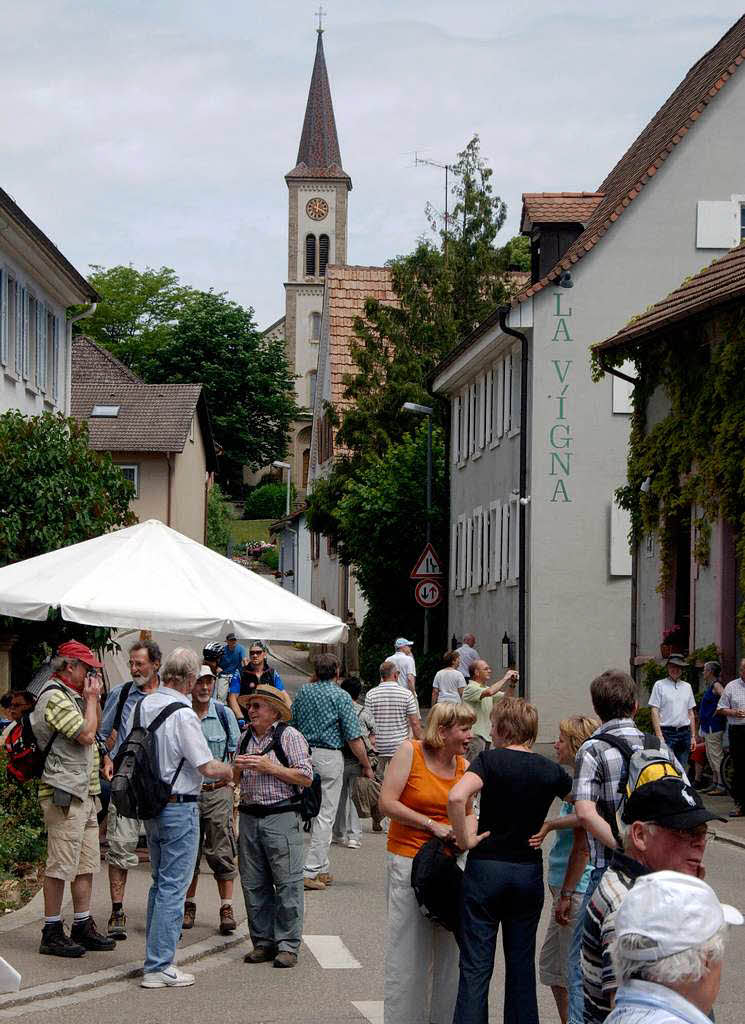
[449,697,573,1024]
[529,714,599,1024]
[378,701,476,1024]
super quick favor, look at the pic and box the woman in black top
[449,697,572,1024]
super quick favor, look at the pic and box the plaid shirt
[239,722,313,806]
[571,718,681,869]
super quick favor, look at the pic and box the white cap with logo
[394,637,414,649]
[615,871,743,962]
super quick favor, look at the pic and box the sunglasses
[249,650,264,656]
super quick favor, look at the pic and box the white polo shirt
[123,686,212,796]
[389,650,416,690]
[648,677,695,728]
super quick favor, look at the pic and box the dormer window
[91,405,120,417]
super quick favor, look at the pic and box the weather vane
[316,4,326,32]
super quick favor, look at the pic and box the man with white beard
[99,640,161,939]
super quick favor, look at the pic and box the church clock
[306,196,329,220]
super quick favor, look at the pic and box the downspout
[498,305,529,698]
[598,351,639,677]
[65,303,98,412]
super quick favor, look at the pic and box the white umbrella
[0,519,348,644]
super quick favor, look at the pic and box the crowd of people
[2,630,744,1022]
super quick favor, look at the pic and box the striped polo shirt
[364,682,418,757]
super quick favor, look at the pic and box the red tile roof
[595,242,745,351]
[515,14,745,303]
[520,192,604,231]
[325,265,398,412]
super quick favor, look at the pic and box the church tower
[284,26,351,494]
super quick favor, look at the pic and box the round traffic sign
[414,578,443,608]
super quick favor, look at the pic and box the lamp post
[272,461,291,517]
[402,402,433,654]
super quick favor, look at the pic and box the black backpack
[111,681,134,735]
[239,722,322,832]
[411,837,464,941]
[111,701,187,819]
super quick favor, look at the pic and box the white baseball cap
[615,871,743,962]
[394,637,414,648]
[198,664,215,679]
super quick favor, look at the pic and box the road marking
[351,1000,383,1023]
[302,934,361,968]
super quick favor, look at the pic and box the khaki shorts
[107,803,141,870]
[539,883,585,988]
[194,785,237,880]
[42,795,101,882]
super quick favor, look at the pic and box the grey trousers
[238,809,304,953]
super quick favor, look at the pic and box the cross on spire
[315,4,326,33]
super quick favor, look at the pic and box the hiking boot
[182,901,196,929]
[303,875,326,891]
[273,951,297,968]
[39,920,86,958]
[219,904,237,934]
[318,872,333,886]
[243,945,275,963]
[70,916,116,951]
[108,908,127,939]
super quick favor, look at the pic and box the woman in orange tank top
[378,701,476,1024]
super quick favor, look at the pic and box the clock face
[306,197,329,221]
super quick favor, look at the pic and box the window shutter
[0,270,6,366]
[504,352,513,433]
[483,505,490,585]
[22,288,29,380]
[305,234,317,276]
[452,395,461,464]
[501,504,510,581]
[496,359,504,439]
[319,234,329,275]
[610,497,632,576]
[458,515,466,589]
[15,286,23,376]
[51,316,59,401]
[510,495,520,579]
[485,368,493,444]
[465,516,473,589]
[511,347,521,432]
[696,200,738,249]
[473,507,483,587]
[36,300,47,391]
[451,521,458,591]
[477,374,486,449]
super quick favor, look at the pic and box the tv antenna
[415,153,453,260]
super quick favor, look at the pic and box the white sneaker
[347,839,361,849]
[141,965,195,988]
[331,836,347,846]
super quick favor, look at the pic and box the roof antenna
[316,4,326,33]
[415,153,453,263]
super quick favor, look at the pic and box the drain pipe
[498,305,529,698]
[65,303,98,411]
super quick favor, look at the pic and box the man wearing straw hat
[649,655,696,774]
[234,684,312,969]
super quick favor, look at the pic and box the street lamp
[402,401,434,654]
[272,461,291,517]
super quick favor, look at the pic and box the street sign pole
[424,413,432,655]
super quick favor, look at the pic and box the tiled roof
[71,336,205,455]
[515,13,745,303]
[286,32,350,183]
[325,265,398,411]
[520,192,604,231]
[595,242,745,352]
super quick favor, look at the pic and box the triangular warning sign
[410,543,444,579]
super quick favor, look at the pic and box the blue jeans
[661,725,691,774]
[453,858,544,1024]
[567,866,605,1024]
[143,801,200,974]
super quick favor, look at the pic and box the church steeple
[286,30,351,185]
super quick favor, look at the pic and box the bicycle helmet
[202,641,225,661]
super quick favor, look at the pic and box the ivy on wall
[592,308,745,641]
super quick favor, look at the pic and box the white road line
[302,934,361,968]
[351,1000,383,1023]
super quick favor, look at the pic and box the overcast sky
[2,2,743,326]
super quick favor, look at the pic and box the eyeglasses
[249,650,264,656]
[662,826,715,845]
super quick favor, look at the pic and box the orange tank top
[387,741,467,858]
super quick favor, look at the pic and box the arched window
[319,234,329,276]
[305,234,317,276]
[311,311,321,340]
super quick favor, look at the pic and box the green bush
[206,482,234,553]
[259,546,279,571]
[0,754,46,875]
[243,482,295,520]
[634,706,654,735]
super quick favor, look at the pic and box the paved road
[3,831,745,1024]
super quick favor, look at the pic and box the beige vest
[31,679,93,801]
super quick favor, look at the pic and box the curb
[711,826,745,851]
[0,922,248,1008]
[0,892,71,935]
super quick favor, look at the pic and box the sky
[2,2,744,327]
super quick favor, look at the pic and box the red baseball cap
[57,641,103,669]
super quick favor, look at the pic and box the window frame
[117,463,140,498]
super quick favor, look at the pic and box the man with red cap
[31,641,116,958]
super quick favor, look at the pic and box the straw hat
[247,684,292,722]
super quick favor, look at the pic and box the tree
[141,290,297,491]
[206,483,233,554]
[307,136,512,667]
[75,265,194,374]
[0,411,136,682]
[500,234,531,272]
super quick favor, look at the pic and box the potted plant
[660,624,683,658]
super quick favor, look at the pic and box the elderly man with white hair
[127,647,234,989]
[607,871,742,1024]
